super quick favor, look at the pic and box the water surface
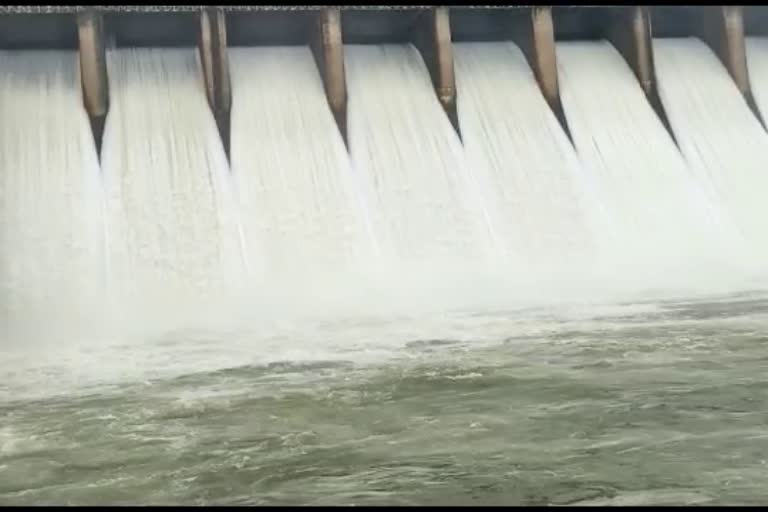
[2,292,767,505]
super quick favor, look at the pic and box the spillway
[653,37,768,266]
[0,50,104,341]
[5,6,768,507]
[100,48,245,328]
[1,7,767,311]
[1,6,767,329]
[453,42,598,274]
[229,46,375,290]
[345,44,494,277]
[556,40,732,278]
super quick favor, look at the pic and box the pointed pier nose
[650,5,766,130]
[199,8,231,161]
[310,8,348,147]
[77,10,109,159]
[450,6,572,143]
[340,7,461,139]
[0,5,761,159]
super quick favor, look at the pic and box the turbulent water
[2,43,768,506]
[2,293,768,505]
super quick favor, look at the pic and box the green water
[2,292,768,505]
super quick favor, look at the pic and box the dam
[1,5,768,506]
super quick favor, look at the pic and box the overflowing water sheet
[5,37,768,507]
[454,42,599,276]
[100,48,246,331]
[0,51,104,342]
[229,47,375,297]
[653,37,768,267]
[746,37,768,137]
[556,41,738,284]
[344,45,495,288]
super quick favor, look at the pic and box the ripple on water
[2,294,768,504]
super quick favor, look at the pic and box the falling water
[746,37,768,132]
[556,40,733,285]
[0,51,104,342]
[345,45,494,284]
[454,42,598,277]
[100,48,245,330]
[229,47,375,296]
[653,38,768,269]
[5,29,768,507]
[746,37,768,276]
